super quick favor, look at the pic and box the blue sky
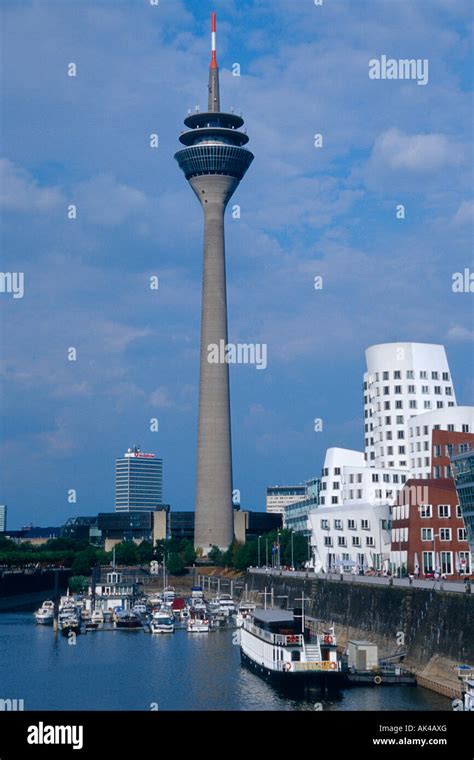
[1,0,473,528]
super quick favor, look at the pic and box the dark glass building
[451,442,474,553]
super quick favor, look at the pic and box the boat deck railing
[244,621,303,646]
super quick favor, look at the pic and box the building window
[366,536,374,547]
[334,519,343,530]
[361,519,370,530]
[409,400,417,409]
[352,536,360,547]
[442,372,449,381]
[321,519,329,529]
[347,519,356,530]
[422,551,434,573]
[331,496,338,505]
[338,536,346,547]
[394,385,402,394]
[438,504,451,518]
[441,551,452,575]
[424,401,432,409]
[334,467,341,475]
[395,400,403,409]
[324,536,333,547]
[439,528,451,541]
[372,474,379,483]
[420,504,432,518]
[421,528,433,541]
[456,504,462,518]
[332,482,340,490]
[459,552,471,573]
[432,371,439,380]
[357,489,363,499]
[458,528,467,541]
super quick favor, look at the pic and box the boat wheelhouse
[240,609,343,692]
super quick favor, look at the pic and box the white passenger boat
[217,593,236,615]
[240,609,343,693]
[150,611,175,634]
[34,600,54,625]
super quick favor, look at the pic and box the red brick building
[391,478,471,578]
[431,429,474,479]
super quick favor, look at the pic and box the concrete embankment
[0,569,72,611]
[243,571,474,699]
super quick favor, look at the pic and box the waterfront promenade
[248,568,472,595]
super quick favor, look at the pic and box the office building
[115,446,163,513]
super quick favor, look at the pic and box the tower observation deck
[174,13,254,552]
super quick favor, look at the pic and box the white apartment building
[408,406,474,479]
[266,485,306,515]
[364,343,456,470]
[308,502,391,573]
[318,447,409,509]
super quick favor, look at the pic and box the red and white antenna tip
[210,12,217,68]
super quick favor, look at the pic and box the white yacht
[150,610,175,634]
[240,609,342,693]
[235,601,257,628]
[91,609,104,625]
[187,617,210,633]
[34,601,54,625]
[208,594,236,616]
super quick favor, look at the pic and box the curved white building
[364,343,456,470]
[408,406,474,478]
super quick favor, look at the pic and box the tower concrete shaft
[174,13,254,552]
[190,175,238,550]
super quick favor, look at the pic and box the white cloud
[369,128,464,172]
[453,200,474,225]
[446,325,474,341]
[0,158,62,212]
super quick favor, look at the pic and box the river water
[0,612,450,711]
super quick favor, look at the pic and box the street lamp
[290,529,294,570]
[257,535,261,568]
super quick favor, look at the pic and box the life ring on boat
[324,635,333,645]
[329,662,337,670]
[374,675,382,685]
[283,662,292,672]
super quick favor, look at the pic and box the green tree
[182,542,196,565]
[68,575,89,593]
[136,541,153,564]
[114,542,138,566]
[207,545,223,565]
[167,552,185,575]
[70,547,97,576]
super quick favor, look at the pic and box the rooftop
[253,609,294,623]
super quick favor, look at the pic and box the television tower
[175,13,254,551]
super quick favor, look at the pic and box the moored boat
[235,601,257,628]
[150,611,175,634]
[34,600,55,625]
[240,609,343,693]
[115,610,142,629]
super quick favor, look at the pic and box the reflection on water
[0,613,450,711]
